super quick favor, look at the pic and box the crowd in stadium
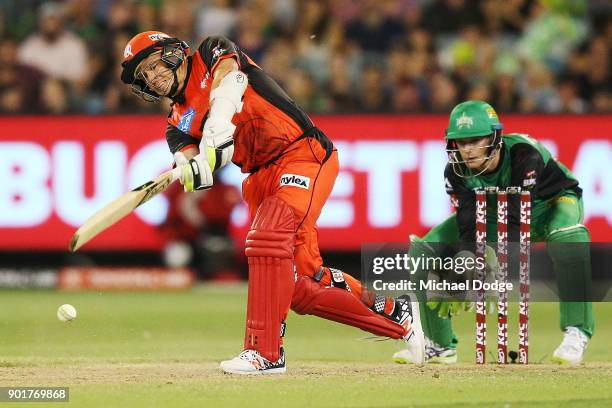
[1,0,610,115]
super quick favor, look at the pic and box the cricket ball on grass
[57,304,77,322]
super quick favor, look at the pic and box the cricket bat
[69,167,182,252]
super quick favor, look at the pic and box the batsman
[119,31,424,374]
[394,101,594,365]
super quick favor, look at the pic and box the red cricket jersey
[166,36,318,173]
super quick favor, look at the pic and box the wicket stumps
[519,190,531,364]
[474,187,531,365]
[475,189,487,364]
[497,189,508,364]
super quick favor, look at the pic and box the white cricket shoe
[394,295,425,365]
[394,337,457,364]
[220,348,286,375]
[552,327,589,365]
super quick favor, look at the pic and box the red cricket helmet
[120,31,189,101]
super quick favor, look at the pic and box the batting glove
[175,151,214,192]
[203,116,236,148]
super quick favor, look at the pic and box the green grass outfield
[0,285,610,407]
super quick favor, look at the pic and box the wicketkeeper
[119,31,424,374]
[394,101,594,365]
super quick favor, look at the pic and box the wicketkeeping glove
[453,246,499,281]
[426,299,473,318]
[484,245,499,279]
[426,246,499,319]
[426,297,497,319]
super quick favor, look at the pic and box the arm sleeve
[508,144,544,233]
[444,164,476,243]
[165,123,200,154]
[509,144,545,196]
[198,36,246,74]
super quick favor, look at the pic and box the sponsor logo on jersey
[523,178,536,187]
[456,112,473,129]
[212,45,226,60]
[178,108,196,133]
[523,170,537,187]
[444,177,453,192]
[123,44,133,59]
[450,194,459,208]
[148,33,170,41]
[280,174,310,190]
[200,72,210,89]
